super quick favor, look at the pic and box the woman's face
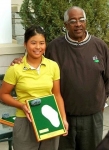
[25,34,46,59]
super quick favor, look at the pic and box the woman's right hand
[11,56,24,66]
[21,104,31,122]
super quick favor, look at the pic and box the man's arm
[104,45,109,97]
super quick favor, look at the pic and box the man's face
[65,9,86,42]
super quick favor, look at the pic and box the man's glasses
[67,18,86,25]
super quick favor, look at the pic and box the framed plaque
[0,116,15,127]
[26,94,66,141]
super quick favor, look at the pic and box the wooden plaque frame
[0,116,15,127]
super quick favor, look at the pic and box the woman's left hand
[63,120,69,136]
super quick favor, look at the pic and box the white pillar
[0,0,12,43]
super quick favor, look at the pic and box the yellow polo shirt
[4,55,60,117]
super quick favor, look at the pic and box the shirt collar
[22,55,46,71]
[65,30,91,46]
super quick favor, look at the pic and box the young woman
[0,26,68,150]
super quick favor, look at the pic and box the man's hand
[11,56,24,66]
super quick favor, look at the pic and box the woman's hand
[21,104,31,122]
[63,120,69,136]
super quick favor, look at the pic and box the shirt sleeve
[4,66,17,85]
[103,44,109,97]
[53,62,60,81]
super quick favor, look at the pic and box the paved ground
[0,102,109,150]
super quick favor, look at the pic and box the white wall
[11,0,23,5]
[11,0,23,12]
[0,0,12,44]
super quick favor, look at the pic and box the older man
[45,6,109,150]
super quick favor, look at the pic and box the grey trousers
[58,111,103,150]
[13,117,59,150]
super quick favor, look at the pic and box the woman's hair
[64,6,86,23]
[24,26,46,43]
